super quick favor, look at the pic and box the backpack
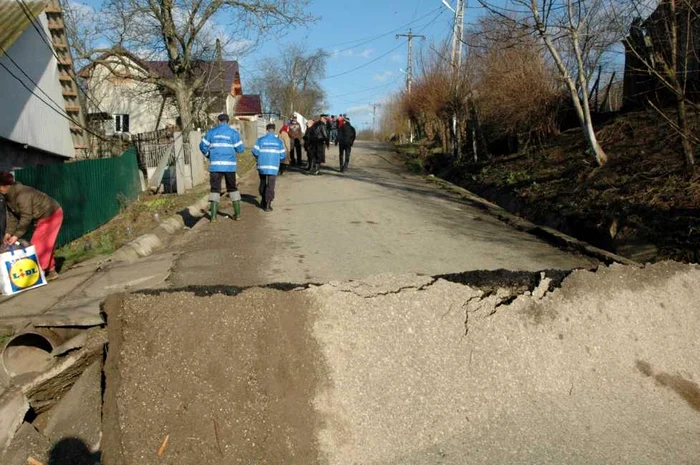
[312,123,325,141]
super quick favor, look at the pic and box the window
[115,114,130,133]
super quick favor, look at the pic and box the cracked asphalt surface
[104,143,700,464]
[169,141,595,288]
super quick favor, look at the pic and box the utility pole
[449,0,466,73]
[396,29,426,94]
[369,103,381,138]
[397,29,425,143]
[447,0,466,160]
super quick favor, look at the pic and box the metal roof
[0,0,46,56]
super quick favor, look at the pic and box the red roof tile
[144,60,240,95]
[236,95,262,116]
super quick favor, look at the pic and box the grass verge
[55,150,256,270]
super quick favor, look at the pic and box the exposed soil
[400,109,700,263]
[102,289,328,465]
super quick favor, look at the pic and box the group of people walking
[284,113,356,175]
[200,112,356,221]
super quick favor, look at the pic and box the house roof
[144,60,240,95]
[78,50,242,96]
[236,95,262,116]
[0,0,46,56]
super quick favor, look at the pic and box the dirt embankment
[102,289,328,465]
[404,110,700,263]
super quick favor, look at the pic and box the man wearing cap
[0,172,63,281]
[288,115,304,167]
[199,114,245,222]
[252,123,287,212]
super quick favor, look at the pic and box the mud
[102,289,327,465]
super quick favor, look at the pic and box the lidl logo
[8,257,41,289]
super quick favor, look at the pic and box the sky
[236,0,475,131]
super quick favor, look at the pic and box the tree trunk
[544,41,608,166]
[174,82,195,192]
[676,95,695,171]
[531,6,608,167]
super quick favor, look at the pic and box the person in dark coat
[337,116,357,172]
[303,120,315,171]
[0,173,63,280]
[309,115,329,175]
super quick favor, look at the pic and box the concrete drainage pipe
[2,329,63,378]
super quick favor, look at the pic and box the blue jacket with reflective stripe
[199,123,245,172]
[252,133,286,176]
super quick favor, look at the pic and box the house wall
[88,62,179,135]
[0,13,74,162]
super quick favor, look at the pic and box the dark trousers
[292,139,302,165]
[306,145,315,170]
[258,174,277,204]
[210,171,237,193]
[339,144,352,169]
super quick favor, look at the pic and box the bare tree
[478,0,623,166]
[67,0,313,161]
[468,14,563,146]
[610,0,697,172]
[250,45,328,118]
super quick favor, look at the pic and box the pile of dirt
[102,290,327,465]
[411,109,700,263]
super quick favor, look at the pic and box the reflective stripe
[253,145,261,151]
[211,161,237,166]
[211,143,236,148]
[233,141,243,147]
[213,135,231,139]
[201,139,211,146]
[258,165,279,171]
[258,148,284,154]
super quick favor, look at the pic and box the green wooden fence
[14,148,141,247]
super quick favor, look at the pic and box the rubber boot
[233,201,241,221]
[210,201,219,223]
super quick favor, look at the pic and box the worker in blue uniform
[252,123,287,212]
[199,114,245,222]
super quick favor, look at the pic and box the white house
[79,51,263,136]
[0,0,84,168]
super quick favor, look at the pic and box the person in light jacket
[279,124,291,176]
[199,114,245,222]
[252,124,287,212]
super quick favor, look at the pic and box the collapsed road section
[96,261,700,465]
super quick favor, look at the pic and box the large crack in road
[102,261,700,464]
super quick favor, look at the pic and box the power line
[326,6,442,52]
[324,8,445,80]
[396,29,426,94]
[0,57,107,141]
[327,76,402,99]
[14,0,107,115]
[240,6,446,73]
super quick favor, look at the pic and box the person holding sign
[0,172,63,281]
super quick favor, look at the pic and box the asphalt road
[170,141,594,287]
[104,142,700,465]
